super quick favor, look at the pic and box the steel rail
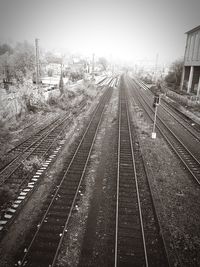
[131,77,200,163]
[125,90,149,267]
[127,77,200,185]
[134,78,200,138]
[114,85,148,266]
[0,115,70,185]
[51,89,111,267]
[19,88,112,267]
[4,115,61,155]
[0,99,87,185]
[0,94,99,237]
[126,85,180,267]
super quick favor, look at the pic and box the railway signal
[152,94,160,139]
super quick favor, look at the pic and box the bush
[22,156,43,173]
[0,185,16,209]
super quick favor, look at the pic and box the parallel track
[0,99,88,186]
[17,88,112,267]
[127,76,200,185]
[136,79,200,139]
[0,115,69,184]
[0,101,88,233]
[114,82,169,266]
[0,115,61,171]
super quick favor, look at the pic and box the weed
[22,156,44,173]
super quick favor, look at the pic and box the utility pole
[154,53,159,83]
[59,61,64,95]
[92,53,95,80]
[35,38,40,89]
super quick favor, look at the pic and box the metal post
[152,103,158,139]
[154,53,159,83]
[35,38,40,89]
[92,53,95,80]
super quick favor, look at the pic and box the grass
[22,156,44,173]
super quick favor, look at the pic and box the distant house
[41,76,69,91]
[68,58,87,73]
[180,25,200,96]
[46,63,62,76]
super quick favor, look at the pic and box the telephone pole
[92,53,95,80]
[154,53,159,83]
[35,38,40,89]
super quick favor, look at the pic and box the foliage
[165,59,183,87]
[22,156,43,173]
[0,41,35,84]
[45,51,62,64]
[70,72,84,82]
[47,93,69,110]
[0,43,13,56]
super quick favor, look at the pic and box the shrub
[22,156,43,173]
[0,185,16,209]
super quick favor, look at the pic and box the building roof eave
[185,25,200,34]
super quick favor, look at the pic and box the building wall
[181,26,200,96]
[185,29,200,66]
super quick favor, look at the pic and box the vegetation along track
[0,100,86,234]
[0,98,86,178]
[0,115,61,171]
[114,82,169,267]
[15,87,113,267]
[126,76,200,185]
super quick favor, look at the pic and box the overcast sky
[0,0,199,64]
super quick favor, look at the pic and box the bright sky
[0,0,200,64]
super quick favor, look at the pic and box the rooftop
[185,25,200,34]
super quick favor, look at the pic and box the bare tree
[98,57,108,71]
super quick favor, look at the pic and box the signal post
[152,94,160,139]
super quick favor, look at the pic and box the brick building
[180,25,200,96]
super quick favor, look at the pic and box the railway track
[136,79,200,139]
[98,75,119,88]
[0,98,88,185]
[0,115,61,171]
[0,100,89,234]
[114,82,169,266]
[0,115,68,181]
[126,76,200,185]
[15,87,112,267]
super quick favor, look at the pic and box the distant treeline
[0,41,35,84]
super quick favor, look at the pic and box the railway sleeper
[118,214,140,223]
[40,216,66,225]
[47,210,70,218]
[39,223,65,233]
[118,238,144,249]
[30,241,58,253]
[119,187,137,193]
[118,255,144,267]
[118,223,141,232]
[25,251,55,265]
